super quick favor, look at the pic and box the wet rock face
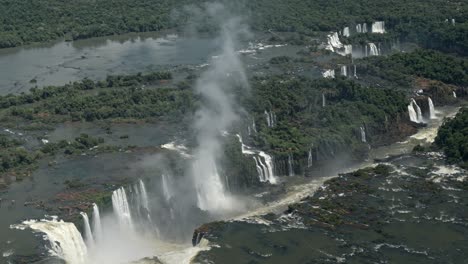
[193,153,468,263]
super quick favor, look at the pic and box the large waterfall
[408,99,424,123]
[80,212,95,248]
[236,134,277,184]
[288,154,295,176]
[16,218,88,264]
[326,32,343,51]
[371,21,385,33]
[360,126,367,143]
[92,204,102,242]
[322,69,335,78]
[112,187,134,230]
[428,97,436,119]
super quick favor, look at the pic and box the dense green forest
[0,0,466,54]
[361,49,468,87]
[434,108,468,168]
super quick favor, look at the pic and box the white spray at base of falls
[112,187,134,230]
[236,134,277,184]
[288,154,295,176]
[360,126,367,143]
[428,97,436,119]
[190,6,250,213]
[92,204,102,242]
[371,21,386,33]
[13,218,88,264]
[80,212,95,248]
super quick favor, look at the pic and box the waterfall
[252,119,257,133]
[322,93,326,107]
[288,154,294,176]
[371,21,385,33]
[452,19,455,25]
[307,148,313,168]
[326,32,343,51]
[270,111,276,127]
[408,102,418,122]
[80,212,95,248]
[360,126,367,143]
[343,27,350,37]
[18,219,88,264]
[253,156,266,182]
[236,134,277,184]
[343,44,352,55]
[322,69,335,78]
[264,110,271,127]
[356,24,362,33]
[112,187,134,230]
[258,151,277,183]
[161,174,173,202]
[368,43,379,56]
[92,204,102,242]
[408,99,424,123]
[193,154,231,211]
[428,97,436,119]
[341,65,347,77]
[363,23,368,33]
[353,65,357,78]
[138,179,152,223]
[453,91,457,98]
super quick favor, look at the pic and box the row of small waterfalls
[323,65,358,79]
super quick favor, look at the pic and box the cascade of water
[343,44,352,55]
[112,187,134,230]
[356,24,362,33]
[288,154,294,176]
[193,156,229,211]
[365,45,368,57]
[360,126,367,143]
[138,179,152,222]
[270,111,276,127]
[252,119,257,133]
[258,151,277,184]
[343,27,350,37]
[428,97,436,119]
[326,32,343,51]
[353,65,357,78]
[451,19,455,25]
[341,65,347,77]
[453,91,457,98]
[322,69,335,78]
[20,219,88,264]
[322,93,326,107]
[371,21,385,33]
[363,23,368,33]
[368,43,379,56]
[264,110,271,127]
[253,156,266,182]
[408,102,418,122]
[161,174,173,202]
[307,148,313,168]
[92,204,102,242]
[80,212,95,248]
[412,99,424,123]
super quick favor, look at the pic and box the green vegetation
[0,0,466,56]
[244,76,408,160]
[434,108,468,168]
